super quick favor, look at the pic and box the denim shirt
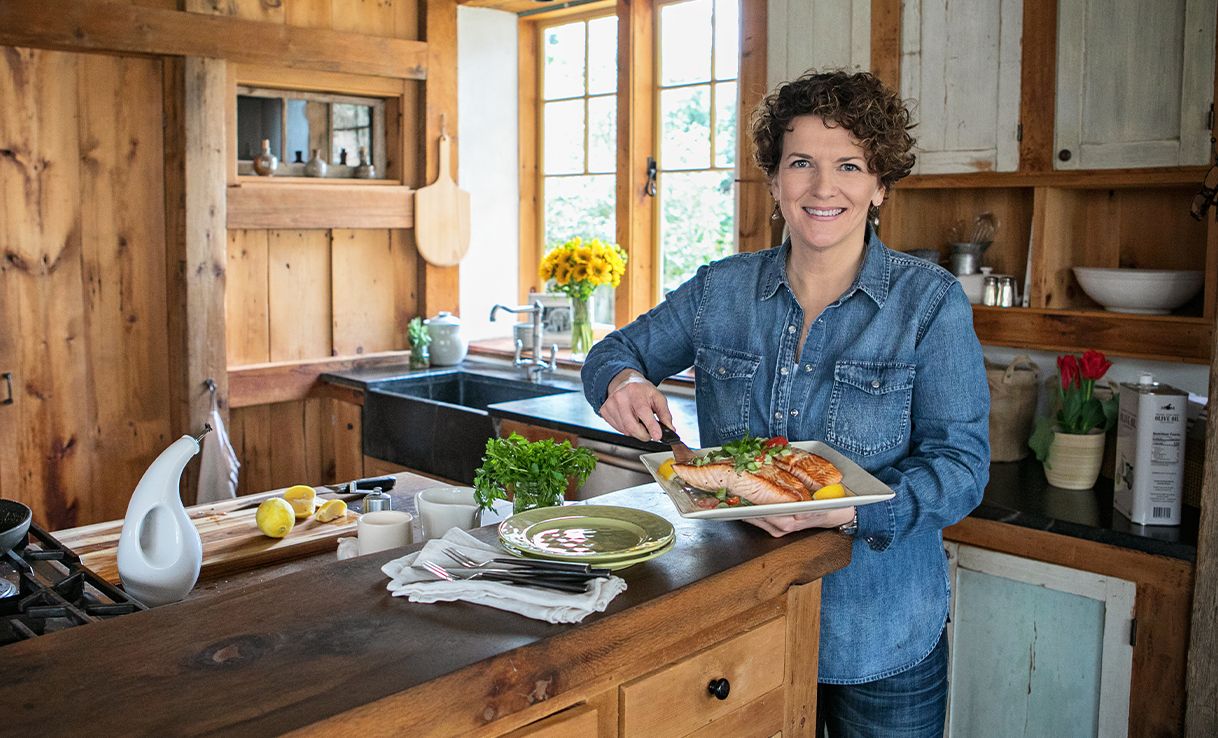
[582,230,990,683]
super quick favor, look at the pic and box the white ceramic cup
[357,510,414,555]
[416,486,481,541]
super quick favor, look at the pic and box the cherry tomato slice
[725,495,741,506]
[763,436,789,449]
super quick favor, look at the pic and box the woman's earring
[771,203,781,221]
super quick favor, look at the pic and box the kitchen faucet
[489,301,557,383]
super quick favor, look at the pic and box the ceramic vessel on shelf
[1044,428,1106,490]
[116,433,206,606]
[425,311,468,366]
[1071,267,1204,314]
[304,149,328,178]
[253,139,279,177]
[354,146,376,179]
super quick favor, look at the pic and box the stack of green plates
[497,505,676,571]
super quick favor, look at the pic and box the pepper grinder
[363,487,392,512]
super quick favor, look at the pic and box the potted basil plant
[473,433,597,513]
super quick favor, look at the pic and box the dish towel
[196,390,240,504]
[381,528,627,623]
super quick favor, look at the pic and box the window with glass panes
[657,0,739,297]
[540,14,618,323]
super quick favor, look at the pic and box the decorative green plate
[500,538,676,571]
[498,505,675,561]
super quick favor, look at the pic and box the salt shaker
[997,276,1016,307]
[363,487,392,512]
[982,275,1000,306]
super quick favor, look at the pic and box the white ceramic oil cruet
[116,426,211,606]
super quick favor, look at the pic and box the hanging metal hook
[204,378,216,396]
[644,157,658,197]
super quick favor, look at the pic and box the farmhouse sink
[362,370,578,484]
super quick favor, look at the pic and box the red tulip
[1057,354,1080,390]
[1079,349,1112,381]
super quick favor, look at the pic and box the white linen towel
[381,528,627,624]
[196,390,240,504]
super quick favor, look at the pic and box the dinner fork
[443,547,612,578]
[418,560,590,593]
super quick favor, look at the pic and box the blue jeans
[817,629,948,737]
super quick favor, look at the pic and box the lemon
[657,458,677,481]
[812,483,847,500]
[256,497,296,538]
[314,498,348,523]
[283,485,318,519]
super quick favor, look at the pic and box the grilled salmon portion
[774,449,843,491]
[674,461,811,504]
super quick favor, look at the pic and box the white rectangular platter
[639,440,896,520]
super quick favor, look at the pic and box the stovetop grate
[1,522,146,646]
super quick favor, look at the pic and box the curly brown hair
[751,69,916,191]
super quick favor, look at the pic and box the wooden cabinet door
[944,542,1136,738]
[1055,0,1216,169]
[900,0,1023,174]
[766,0,871,88]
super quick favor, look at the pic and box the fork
[418,560,591,593]
[658,422,695,464]
[443,547,612,578]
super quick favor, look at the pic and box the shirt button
[788,325,797,334]
[780,367,789,376]
[804,364,813,372]
[871,379,881,389]
[790,409,799,417]
[774,411,782,420]
[718,367,726,375]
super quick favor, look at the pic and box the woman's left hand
[744,506,856,538]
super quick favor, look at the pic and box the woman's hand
[599,369,674,442]
[744,506,856,538]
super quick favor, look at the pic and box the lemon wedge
[256,497,296,538]
[812,483,847,500]
[657,458,677,481]
[315,498,348,523]
[283,485,318,519]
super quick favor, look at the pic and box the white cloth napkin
[380,528,627,624]
[196,390,240,504]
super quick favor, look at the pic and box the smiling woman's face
[769,115,885,258]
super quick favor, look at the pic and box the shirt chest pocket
[694,346,760,441]
[826,360,916,456]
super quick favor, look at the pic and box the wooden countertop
[2,483,851,735]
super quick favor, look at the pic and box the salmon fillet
[773,449,843,491]
[673,461,811,505]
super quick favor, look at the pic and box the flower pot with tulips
[538,237,627,358]
[1029,349,1118,489]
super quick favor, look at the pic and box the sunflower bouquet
[538,237,627,301]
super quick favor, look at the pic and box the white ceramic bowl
[1071,267,1203,315]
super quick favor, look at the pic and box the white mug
[416,486,481,541]
[357,510,414,555]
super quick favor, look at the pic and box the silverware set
[414,547,612,593]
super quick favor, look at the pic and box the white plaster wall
[458,7,520,340]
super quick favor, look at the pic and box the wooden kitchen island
[0,479,850,737]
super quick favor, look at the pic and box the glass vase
[509,481,562,514]
[570,296,594,359]
[409,345,429,370]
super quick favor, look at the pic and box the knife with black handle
[489,558,613,577]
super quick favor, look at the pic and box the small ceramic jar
[425,311,468,366]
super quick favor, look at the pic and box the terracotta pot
[1044,428,1106,490]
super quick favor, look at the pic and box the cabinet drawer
[500,703,599,738]
[620,616,787,737]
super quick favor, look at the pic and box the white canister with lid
[425,311,468,366]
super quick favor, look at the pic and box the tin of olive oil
[1113,374,1188,526]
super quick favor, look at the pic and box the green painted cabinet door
[945,543,1136,738]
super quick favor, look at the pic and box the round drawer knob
[707,678,731,700]
[1058,148,1072,162]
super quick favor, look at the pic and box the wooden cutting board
[54,493,360,585]
[413,128,471,267]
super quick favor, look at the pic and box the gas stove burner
[0,578,15,599]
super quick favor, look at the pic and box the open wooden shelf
[972,306,1211,364]
[227,182,414,229]
[901,167,1208,190]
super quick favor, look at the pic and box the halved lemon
[314,498,348,523]
[657,458,677,481]
[283,485,318,519]
[255,497,296,538]
[812,483,847,500]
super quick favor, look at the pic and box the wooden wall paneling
[225,229,271,366]
[229,404,272,494]
[1185,303,1218,735]
[736,0,771,254]
[193,0,286,23]
[615,0,657,326]
[0,48,92,530]
[0,0,428,80]
[227,351,410,407]
[331,229,399,355]
[1030,187,1089,308]
[391,229,421,343]
[267,229,333,361]
[285,0,333,29]
[419,0,461,318]
[1085,188,1208,273]
[869,0,901,90]
[518,18,541,303]
[323,398,364,483]
[1018,0,1057,172]
[78,53,175,523]
[330,0,406,37]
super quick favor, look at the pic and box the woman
[581,70,989,735]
